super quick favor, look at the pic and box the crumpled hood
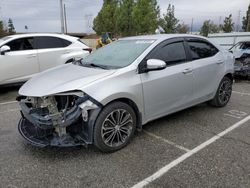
[19,64,116,97]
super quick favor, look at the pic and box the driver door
[140,38,194,121]
[0,37,39,84]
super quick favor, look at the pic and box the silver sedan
[17,34,234,152]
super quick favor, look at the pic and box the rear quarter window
[188,41,219,60]
[36,36,72,49]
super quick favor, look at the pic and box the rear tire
[93,102,136,152]
[209,76,232,107]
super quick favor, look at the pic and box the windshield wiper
[74,59,109,70]
[85,63,109,70]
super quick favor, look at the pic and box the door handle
[27,54,37,58]
[216,60,224,65]
[182,68,193,74]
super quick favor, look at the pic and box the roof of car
[121,34,208,41]
[5,33,78,41]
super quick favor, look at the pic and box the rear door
[140,38,194,121]
[35,36,72,71]
[0,37,39,84]
[185,38,224,102]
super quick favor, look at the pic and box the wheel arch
[224,72,234,82]
[104,98,143,131]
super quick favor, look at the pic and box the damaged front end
[234,53,250,78]
[17,92,102,147]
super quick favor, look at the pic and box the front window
[5,37,34,51]
[81,39,155,69]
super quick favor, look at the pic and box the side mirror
[146,59,166,72]
[0,45,10,55]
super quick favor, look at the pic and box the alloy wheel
[101,109,133,147]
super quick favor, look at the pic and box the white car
[0,33,91,86]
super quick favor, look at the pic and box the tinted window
[150,42,187,65]
[6,37,34,51]
[188,41,218,60]
[36,36,71,49]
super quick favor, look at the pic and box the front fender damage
[17,94,102,147]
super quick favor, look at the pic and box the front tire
[93,102,136,152]
[209,76,232,107]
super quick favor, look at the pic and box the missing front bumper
[18,118,87,147]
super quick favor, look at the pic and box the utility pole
[59,0,65,34]
[190,18,193,34]
[64,3,67,34]
[85,14,93,34]
[236,10,241,32]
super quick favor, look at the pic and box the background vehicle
[208,32,250,50]
[229,41,250,78]
[0,33,91,86]
[17,34,234,152]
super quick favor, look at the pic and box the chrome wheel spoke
[105,119,116,127]
[110,112,117,125]
[219,80,232,104]
[102,128,115,136]
[120,114,132,127]
[105,131,116,145]
[117,130,125,143]
[120,127,130,135]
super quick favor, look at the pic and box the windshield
[81,39,154,69]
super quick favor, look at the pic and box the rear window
[36,36,72,49]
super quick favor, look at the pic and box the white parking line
[0,101,17,105]
[132,115,250,188]
[232,91,250,96]
[143,130,190,152]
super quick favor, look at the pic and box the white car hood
[19,64,116,97]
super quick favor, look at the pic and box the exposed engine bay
[17,93,102,147]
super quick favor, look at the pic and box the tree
[200,20,220,37]
[0,20,8,37]
[176,23,189,33]
[242,16,248,31]
[132,0,159,35]
[242,4,250,31]
[242,4,250,32]
[93,0,119,35]
[159,4,179,33]
[8,18,16,34]
[222,14,234,33]
[116,0,135,36]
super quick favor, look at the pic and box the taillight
[83,48,92,54]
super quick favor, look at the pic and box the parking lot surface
[0,80,249,188]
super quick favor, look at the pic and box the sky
[0,0,249,33]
